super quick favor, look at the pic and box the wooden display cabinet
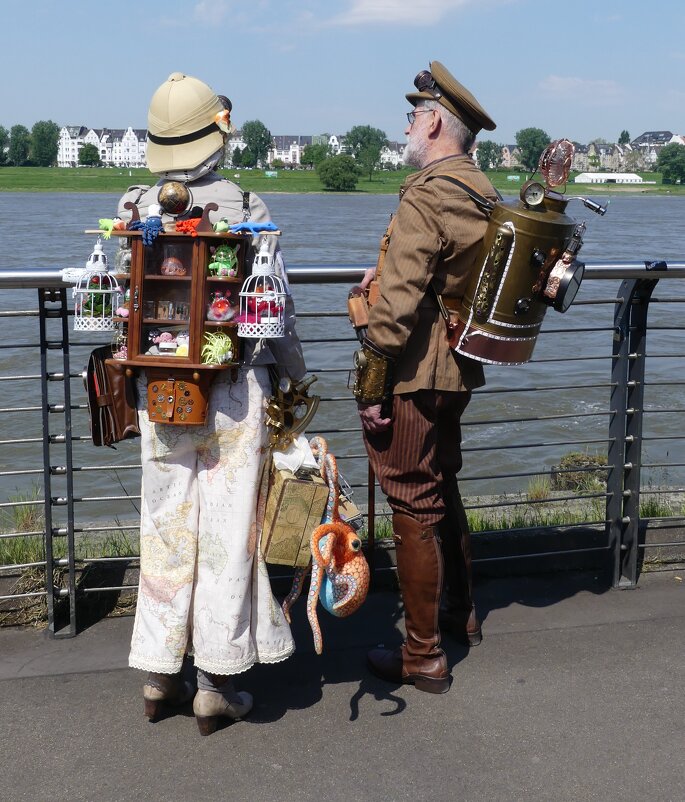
[108,203,249,370]
[96,203,251,424]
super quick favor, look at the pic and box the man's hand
[359,267,376,291]
[357,401,392,434]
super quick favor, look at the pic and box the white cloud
[327,0,479,26]
[538,75,624,105]
[193,0,232,24]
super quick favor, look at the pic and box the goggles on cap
[414,70,442,100]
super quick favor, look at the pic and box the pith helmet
[146,72,225,173]
[406,61,496,134]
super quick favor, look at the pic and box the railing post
[607,272,661,588]
[39,288,77,636]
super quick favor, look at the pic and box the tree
[624,149,644,172]
[0,126,9,165]
[317,154,361,191]
[476,140,502,171]
[8,125,30,165]
[344,125,387,180]
[656,142,685,184]
[271,158,285,169]
[78,143,101,167]
[30,120,60,166]
[301,143,330,169]
[241,120,272,167]
[239,147,257,169]
[515,127,551,172]
[231,146,243,167]
[618,130,631,145]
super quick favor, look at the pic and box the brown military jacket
[367,154,498,394]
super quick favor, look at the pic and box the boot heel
[196,715,218,736]
[144,698,164,721]
[414,675,450,694]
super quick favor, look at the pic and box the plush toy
[282,436,370,654]
[212,218,231,233]
[98,217,126,239]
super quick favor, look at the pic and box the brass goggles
[414,70,442,100]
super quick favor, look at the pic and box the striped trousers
[362,390,472,526]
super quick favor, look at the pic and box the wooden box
[261,467,329,567]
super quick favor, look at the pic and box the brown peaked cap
[406,60,496,134]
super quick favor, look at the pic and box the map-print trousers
[129,366,295,676]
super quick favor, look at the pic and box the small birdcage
[72,239,122,331]
[237,237,286,339]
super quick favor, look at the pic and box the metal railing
[1,261,684,637]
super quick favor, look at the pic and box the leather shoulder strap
[430,173,501,213]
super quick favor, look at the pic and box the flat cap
[406,60,496,134]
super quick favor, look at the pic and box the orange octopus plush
[282,437,370,654]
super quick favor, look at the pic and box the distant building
[501,145,521,169]
[574,172,643,184]
[57,125,146,168]
[631,131,674,167]
[380,141,404,168]
[269,135,313,166]
[571,142,589,172]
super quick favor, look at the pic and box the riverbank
[0,165,682,195]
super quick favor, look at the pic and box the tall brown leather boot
[367,512,450,694]
[440,481,482,646]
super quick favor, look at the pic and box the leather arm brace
[352,338,394,405]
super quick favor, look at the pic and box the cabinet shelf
[143,275,192,282]
[108,357,237,370]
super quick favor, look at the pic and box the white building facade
[57,126,147,168]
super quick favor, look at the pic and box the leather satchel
[83,346,140,447]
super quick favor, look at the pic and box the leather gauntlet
[352,339,394,405]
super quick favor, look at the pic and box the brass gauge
[520,179,546,207]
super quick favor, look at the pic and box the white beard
[402,133,428,168]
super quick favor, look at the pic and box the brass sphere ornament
[157,181,191,216]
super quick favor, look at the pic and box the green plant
[201,331,234,364]
[526,475,552,502]
[551,451,608,493]
[640,496,674,518]
[0,485,45,535]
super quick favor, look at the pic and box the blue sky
[2,0,684,146]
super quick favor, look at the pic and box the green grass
[2,165,682,195]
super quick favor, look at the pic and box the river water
[1,191,684,522]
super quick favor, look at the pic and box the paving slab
[1,569,684,802]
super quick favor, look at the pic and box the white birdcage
[237,237,286,339]
[72,239,122,331]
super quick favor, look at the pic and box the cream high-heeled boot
[193,674,253,736]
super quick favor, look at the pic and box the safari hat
[406,61,496,134]
[146,72,225,173]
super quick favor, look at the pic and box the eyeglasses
[414,70,442,99]
[406,109,434,125]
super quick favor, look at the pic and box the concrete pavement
[1,569,684,802]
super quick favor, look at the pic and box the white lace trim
[129,654,184,674]
[194,642,295,675]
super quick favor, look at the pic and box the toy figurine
[212,218,231,233]
[207,243,238,277]
[175,331,190,357]
[160,255,187,276]
[206,291,235,322]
